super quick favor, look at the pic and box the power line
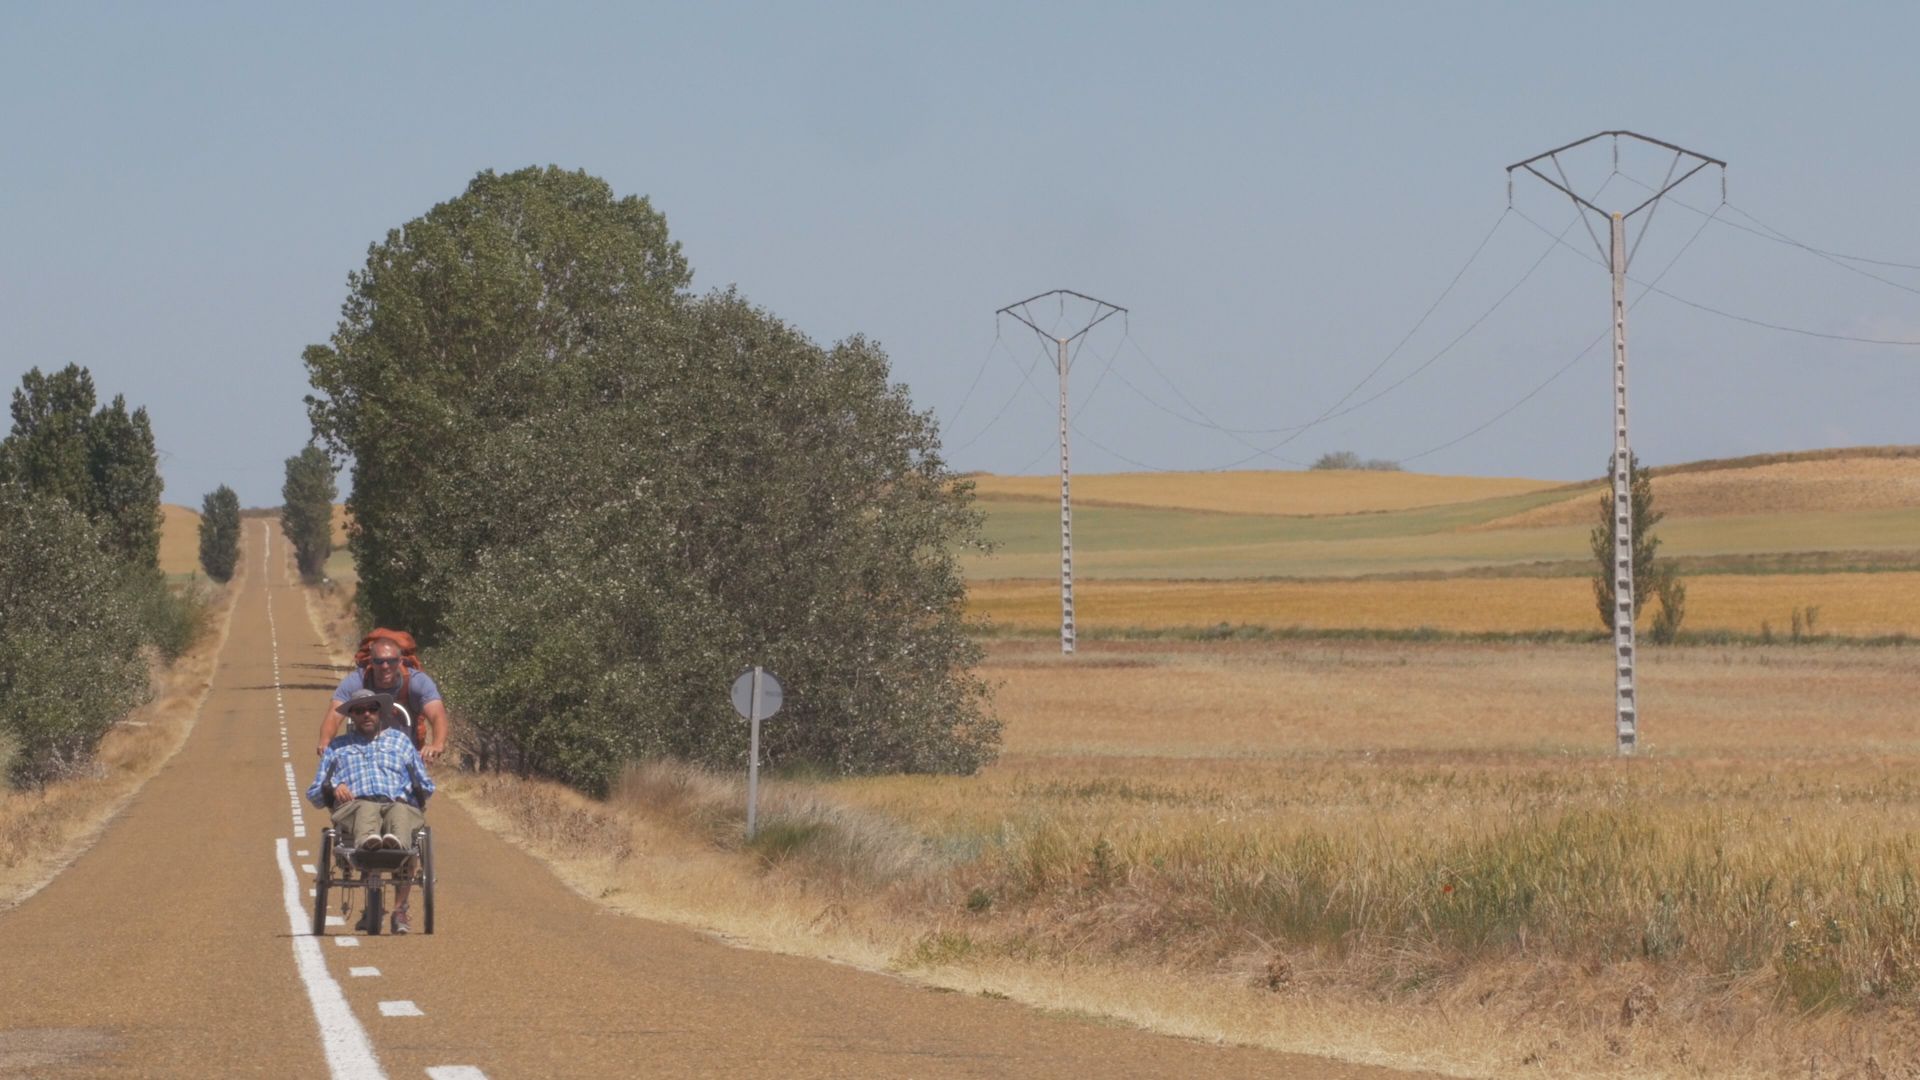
[1400,202,1724,464]
[941,332,1003,431]
[1511,206,1920,347]
[1204,212,1578,469]
[1612,173,1920,296]
[946,337,1045,454]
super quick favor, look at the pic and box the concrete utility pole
[996,290,1127,655]
[1508,131,1725,756]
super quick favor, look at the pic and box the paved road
[0,525,1434,1079]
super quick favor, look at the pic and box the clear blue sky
[3,2,1916,506]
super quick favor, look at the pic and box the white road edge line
[276,837,386,1079]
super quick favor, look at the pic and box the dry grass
[969,574,1920,638]
[0,576,237,908]
[460,637,1920,1077]
[158,503,202,577]
[969,470,1564,516]
[1481,458,1920,530]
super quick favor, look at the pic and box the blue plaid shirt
[307,727,434,808]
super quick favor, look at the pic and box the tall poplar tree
[1590,452,1685,642]
[280,448,336,582]
[199,484,241,582]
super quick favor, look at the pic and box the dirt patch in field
[158,504,201,577]
[1476,457,1920,529]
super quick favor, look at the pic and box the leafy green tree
[303,166,691,642]
[280,447,336,582]
[0,486,149,787]
[1,365,95,506]
[433,292,995,792]
[83,394,163,570]
[1590,452,1684,639]
[1,366,163,570]
[308,170,995,792]
[198,485,241,582]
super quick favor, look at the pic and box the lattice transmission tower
[995,290,1127,655]
[1508,131,1725,755]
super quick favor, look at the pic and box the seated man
[307,688,435,933]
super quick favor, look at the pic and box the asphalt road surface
[0,525,1437,1079]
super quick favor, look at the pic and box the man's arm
[314,700,347,757]
[397,737,435,807]
[419,699,450,762]
[306,748,335,808]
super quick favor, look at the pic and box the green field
[963,496,1920,580]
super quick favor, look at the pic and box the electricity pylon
[996,290,1127,655]
[1508,131,1725,756]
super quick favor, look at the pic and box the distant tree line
[0,365,213,787]
[1310,450,1402,472]
[305,167,996,794]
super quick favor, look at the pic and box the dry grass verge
[0,578,237,909]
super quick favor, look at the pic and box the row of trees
[305,167,996,794]
[0,366,208,786]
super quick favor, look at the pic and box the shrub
[0,487,149,787]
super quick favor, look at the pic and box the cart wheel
[419,827,434,935]
[364,875,384,936]
[311,830,334,936]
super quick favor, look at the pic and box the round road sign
[730,668,784,722]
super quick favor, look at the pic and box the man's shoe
[358,833,382,852]
[355,907,375,933]
[390,907,411,934]
[380,833,403,850]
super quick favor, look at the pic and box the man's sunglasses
[366,657,403,667]
[346,706,382,716]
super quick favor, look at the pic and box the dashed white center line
[349,967,381,978]
[426,1068,489,1079]
[274,837,383,1078]
[303,864,318,875]
[335,937,360,948]
[378,1001,424,1018]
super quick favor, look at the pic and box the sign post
[729,667,784,841]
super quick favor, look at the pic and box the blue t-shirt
[332,669,442,742]
[331,668,441,707]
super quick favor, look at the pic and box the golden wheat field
[826,639,1920,1076]
[969,468,1566,516]
[158,504,201,577]
[969,573,1920,637]
[1480,456,1920,529]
